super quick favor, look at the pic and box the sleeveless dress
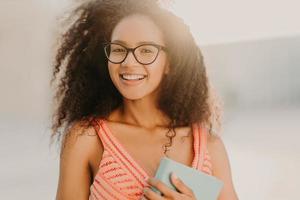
[89,118,213,200]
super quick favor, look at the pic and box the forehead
[110,14,165,46]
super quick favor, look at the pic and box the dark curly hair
[50,0,222,152]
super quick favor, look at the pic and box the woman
[52,0,238,199]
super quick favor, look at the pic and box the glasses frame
[103,42,167,65]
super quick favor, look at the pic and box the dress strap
[191,123,200,168]
[91,118,149,185]
[91,118,130,157]
[91,118,109,148]
[196,123,208,170]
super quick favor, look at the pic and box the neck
[117,96,171,130]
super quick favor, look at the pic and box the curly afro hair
[50,0,223,150]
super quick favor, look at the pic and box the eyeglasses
[103,43,167,65]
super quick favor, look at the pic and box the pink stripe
[102,166,122,175]
[106,172,127,180]
[203,157,212,165]
[98,139,145,189]
[91,118,208,200]
[92,183,109,200]
[100,159,117,168]
[98,136,144,191]
[201,166,213,175]
[197,123,206,170]
[195,123,201,169]
[100,134,145,188]
[97,120,147,184]
[94,175,126,199]
[97,167,131,197]
[115,178,132,184]
[203,160,212,169]
[93,118,145,186]
[191,123,199,168]
[91,192,98,200]
[92,192,99,200]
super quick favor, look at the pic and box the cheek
[146,64,167,90]
[108,64,118,81]
[148,56,168,78]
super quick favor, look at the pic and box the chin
[119,88,157,101]
[121,92,146,100]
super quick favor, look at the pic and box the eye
[112,48,126,53]
[141,48,153,53]
[139,47,155,54]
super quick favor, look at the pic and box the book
[151,157,224,200]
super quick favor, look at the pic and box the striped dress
[89,118,213,200]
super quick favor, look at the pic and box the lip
[119,73,147,76]
[119,74,147,86]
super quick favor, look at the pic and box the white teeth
[121,74,146,80]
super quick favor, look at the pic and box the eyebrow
[111,40,160,46]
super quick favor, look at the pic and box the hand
[142,172,197,200]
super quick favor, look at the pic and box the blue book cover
[151,157,224,200]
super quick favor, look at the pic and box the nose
[121,50,139,66]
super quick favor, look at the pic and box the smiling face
[107,14,169,101]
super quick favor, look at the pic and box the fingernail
[172,172,178,180]
[148,178,156,183]
[143,188,149,193]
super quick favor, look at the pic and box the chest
[122,130,194,177]
[90,123,195,179]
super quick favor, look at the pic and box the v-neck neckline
[100,119,199,180]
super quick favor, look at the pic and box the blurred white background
[0,0,299,199]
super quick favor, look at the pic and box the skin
[56,14,238,200]
[107,14,171,129]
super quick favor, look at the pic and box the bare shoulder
[60,120,103,159]
[56,120,103,200]
[206,134,225,157]
[206,134,239,200]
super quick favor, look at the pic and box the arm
[207,134,239,200]
[55,122,101,200]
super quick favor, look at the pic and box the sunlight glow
[168,0,300,45]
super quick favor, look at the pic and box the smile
[119,74,147,81]
[119,74,147,86]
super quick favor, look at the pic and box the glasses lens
[135,45,159,64]
[104,44,127,63]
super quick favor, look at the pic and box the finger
[143,187,164,200]
[147,178,177,197]
[140,196,150,200]
[140,195,148,200]
[170,172,194,196]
